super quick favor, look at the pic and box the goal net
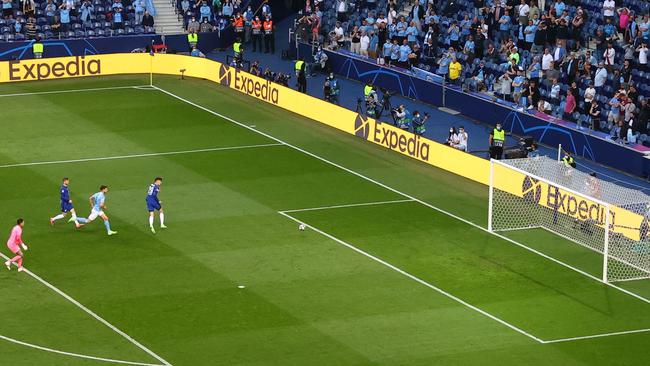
[488,156,650,283]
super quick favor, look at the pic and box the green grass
[0,74,649,365]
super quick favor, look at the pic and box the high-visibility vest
[187,33,198,44]
[562,155,575,168]
[492,128,505,146]
[364,85,373,97]
[252,20,262,34]
[32,42,43,54]
[233,42,242,53]
[295,60,304,71]
[263,20,273,34]
[234,16,244,31]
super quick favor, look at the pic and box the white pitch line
[543,328,650,344]
[280,199,414,213]
[0,143,283,169]
[154,85,650,342]
[279,211,545,344]
[0,254,173,366]
[0,85,150,98]
[0,334,164,366]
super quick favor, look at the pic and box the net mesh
[491,156,650,282]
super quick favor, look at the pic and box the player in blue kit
[49,178,88,228]
[78,185,117,236]
[147,177,166,234]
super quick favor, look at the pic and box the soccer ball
[299,223,306,231]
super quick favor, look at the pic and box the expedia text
[372,123,430,161]
[546,185,615,226]
[233,69,279,104]
[9,57,101,81]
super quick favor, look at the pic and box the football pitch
[1,74,650,365]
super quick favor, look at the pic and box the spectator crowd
[1,0,156,40]
[307,0,650,145]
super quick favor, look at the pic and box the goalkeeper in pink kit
[5,218,28,272]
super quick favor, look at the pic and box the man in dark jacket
[142,10,154,27]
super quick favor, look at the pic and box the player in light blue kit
[49,177,88,228]
[79,185,117,236]
[147,177,166,234]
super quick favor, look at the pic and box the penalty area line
[542,328,650,344]
[0,143,283,169]
[280,199,414,213]
[278,211,545,344]
[0,254,173,366]
[0,334,164,366]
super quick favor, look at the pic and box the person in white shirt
[333,22,344,48]
[602,0,615,21]
[453,126,468,151]
[603,43,615,70]
[594,62,608,93]
[583,82,596,113]
[538,99,552,114]
[446,127,460,146]
[637,42,648,71]
[376,13,387,26]
[359,31,370,56]
[541,48,553,71]
[518,0,529,25]
[336,0,347,22]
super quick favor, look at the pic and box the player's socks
[104,220,112,233]
[159,213,165,228]
[10,255,22,267]
[76,218,88,224]
[52,214,65,222]
[4,260,10,270]
[149,216,154,228]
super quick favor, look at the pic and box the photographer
[324,73,340,105]
[393,104,408,129]
[364,84,379,117]
[412,111,429,135]
[249,61,261,76]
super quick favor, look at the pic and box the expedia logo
[232,68,279,104]
[8,56,101,81]
[218,64,231,86]
[546,184,612,226]
[372,121,430,161]
[522,176,542,203]
[354,113,370,139]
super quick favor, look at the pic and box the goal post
[488,156,650,283]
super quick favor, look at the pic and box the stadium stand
[0,0,158,40]
[312,0,650,144]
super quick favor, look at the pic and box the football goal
[488,156,650,283]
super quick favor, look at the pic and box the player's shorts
[61,201,74,213]
[88,209,105,221]
[146,200,161,212]
[7,243,20,254]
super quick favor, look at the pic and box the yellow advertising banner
[0,53,643,240]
